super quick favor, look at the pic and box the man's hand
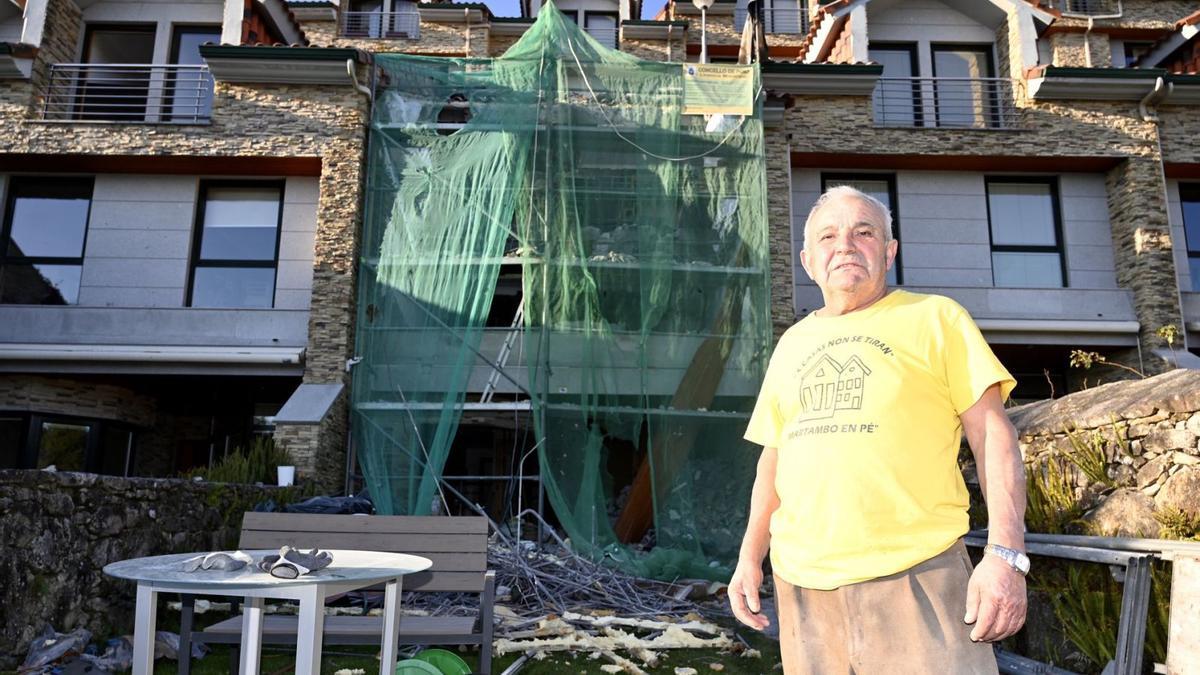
[728,559,770,631]
[964,554,1027,642]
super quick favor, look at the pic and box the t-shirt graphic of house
[796,353,872,422]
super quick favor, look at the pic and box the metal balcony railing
[873,77,1018,130]
[41,64,213,123]
[585,26,618,49]
[734,5,808,35]
[1041,0,1122,16]
[342,10,420,38]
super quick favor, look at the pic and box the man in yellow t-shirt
[729,186,1028,674]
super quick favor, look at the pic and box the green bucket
[394,659,441,675]
[413,648,472,675]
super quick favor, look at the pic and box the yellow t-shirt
[744,290,1015,590]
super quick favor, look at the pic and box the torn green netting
[353,1,772,580]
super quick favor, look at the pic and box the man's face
[799,195,898,296]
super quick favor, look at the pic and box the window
[931,44,997,128]
[821,173,901,285]
[986,178,1066,288]
[79,24,156,121]
[0,177,93,305]
[168,25,220,122]
[869,43,921,127]
[187,181,284,308]
[584,12,618,50]
[1121,41,1155,68]
[1182,184,1200,291]
[0,412,136,475]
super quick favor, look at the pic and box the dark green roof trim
[0,43,10,56]
[198,44,366,62]
[492,17,535,23]
[421,2,491,11]
[1166,74,1200,85]
[1038,66,1167,80]
[622,19,689,27]
[285,0,335,6]
[763,62,884,76]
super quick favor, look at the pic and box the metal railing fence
[873,76,1018,130]
[41,64,213,124]
[1042,0,1122,16]
[342,10,421,38]
[734,5,808,35]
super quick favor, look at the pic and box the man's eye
[821,233,833,240]
[857,229,874,237]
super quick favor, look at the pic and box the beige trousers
[774,540,998,675]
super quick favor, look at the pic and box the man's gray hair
[803,184,895,248]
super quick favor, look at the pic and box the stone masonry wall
[1106,157,1182,374]
[1050,31,1111,68]
[764,125,794,338]
[0,470,296,669]
[1008,369,1200,538]
[302,16,485,56]
[0,375,155,428]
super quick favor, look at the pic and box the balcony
[585,26,618,50]
[342,11,421,39]
[1041,0,1122,16]
[734,5,808,35]
[873,77,1018,130]
[40,64,213,124]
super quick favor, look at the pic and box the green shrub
[182,436,293,485]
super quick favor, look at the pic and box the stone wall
[0,470,296,669]
[1008,368,1200,538]
[0,375,155,428]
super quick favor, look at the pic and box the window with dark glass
[0,177,93,305]
[869,43,921,127]
[0,412,136,475]
[188,181,284,308]
[986,178,1066,288]
[1181,184,1200,291]
[1122,41,1154,68]
[931,44,997,128]
[79,24,156,121]
[821,173,902,285]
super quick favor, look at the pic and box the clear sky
[484,0,670,19]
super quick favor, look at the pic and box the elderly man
[729,186,1028,674]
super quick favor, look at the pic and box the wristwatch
[984,544,1030,576]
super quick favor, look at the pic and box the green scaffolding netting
[352,2,773,580]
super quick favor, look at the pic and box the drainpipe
[465,8,471,55]
[347,59,372,101]
[1138,75,1170,122]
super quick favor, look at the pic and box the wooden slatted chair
[177,512,495,674]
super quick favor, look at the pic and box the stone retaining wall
[0,470,294,669]
[1009,368,1200,537]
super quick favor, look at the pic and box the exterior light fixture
[692,0,716,63]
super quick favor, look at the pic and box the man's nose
[834,229,855,251]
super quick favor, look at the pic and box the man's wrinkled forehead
[806,196,887,237]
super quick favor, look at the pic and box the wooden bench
[177,512,495,674]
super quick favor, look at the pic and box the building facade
[1,0,1197,490]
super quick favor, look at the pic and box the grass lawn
[10,615,780,675]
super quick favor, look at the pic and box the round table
[105,549,432,675]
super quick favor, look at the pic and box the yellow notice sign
[681,63,754,116]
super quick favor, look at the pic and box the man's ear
[800,247,813,280]
[885,238,898,270]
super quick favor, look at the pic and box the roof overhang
[1026,66,1166,100]
[1164,74,1200,104]
[672,0,734,17]
[621,20,688,40]
[257,0,308,45]
[491,18,534,36]
[0,42,34,78]
[199,44,367,85]
[1134,24,1197,69]
[976,319,1140,347]
[0,343,306,376]
[287,2,336,22]
[762,62,882,96]
[418,4,489,23]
